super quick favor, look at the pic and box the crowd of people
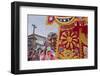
[28,32,57,61]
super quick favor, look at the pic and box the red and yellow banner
[47,16,88,59]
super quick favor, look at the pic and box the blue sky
[28,15,59,37]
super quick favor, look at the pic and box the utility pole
[32,24,37,35]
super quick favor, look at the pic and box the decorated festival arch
[47,16,88,59]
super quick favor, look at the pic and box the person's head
[47,51,51,56]
[47,32,57,48]
[32,50,36,55]
[37,48,41,51]
[40,50,45,55]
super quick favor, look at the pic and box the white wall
[0,0,99,76]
